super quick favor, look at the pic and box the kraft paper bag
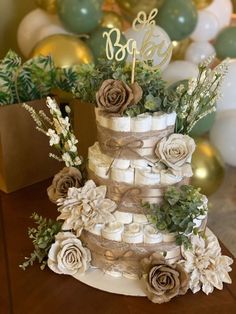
[69,100,97,158]
[0,99,61,193]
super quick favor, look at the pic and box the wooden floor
[209,166,236,257]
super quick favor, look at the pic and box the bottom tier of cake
[80,230,182,279]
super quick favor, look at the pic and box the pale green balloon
[57,0,103,34]
[156,0,198,41]
[215,27,236,60]
[190,112,216,137]
[87,27,127,62]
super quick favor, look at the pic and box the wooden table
[0,181,236,314]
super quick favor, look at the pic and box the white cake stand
[73,268,146,296]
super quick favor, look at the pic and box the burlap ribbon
[81,217,207,277]
[88,169,189,213]
[80,230,181,277]
[97,123,174,160]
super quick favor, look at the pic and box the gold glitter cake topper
[103,8,173,77]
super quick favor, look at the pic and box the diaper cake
[22,9,233,304]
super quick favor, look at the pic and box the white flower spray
[175,57,229,134]
[23,97,82,169]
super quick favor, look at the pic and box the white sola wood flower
[180,229,233,295]
[57,180,116,236]
[48,232,91,275]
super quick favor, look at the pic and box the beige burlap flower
[47,232,91,276]
[141,253,189,304]
[57,180,116,236]
[47,167,83,203]
[96,79,142,115]
[155,134,195,177]
[180,229,233,295]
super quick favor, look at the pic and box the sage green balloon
[214,27,236,60]
[190,112,216,137]
[57,0,103,34]
[156,0,198,41]
[87,27,127,62]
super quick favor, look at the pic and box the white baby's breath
[24,97,82,169]
[47,129,60,146]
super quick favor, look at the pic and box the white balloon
[17,9,65,57]
[37,24,69,45]
[124,25,172,71]
[185,42,215,65]
[206,0,233,30]
[210,110,236,167]
[216,59,236,112]
[190,11,220,42]
[162,61,199,85]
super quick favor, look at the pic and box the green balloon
[156,0,198,41]
[87,27,127,62]
[190,112,216,137]
[214,27,236,60]
[57,0,103,34]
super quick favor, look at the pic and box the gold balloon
[191,138,225,196]
[192,0,213,10]
[101,11,124,29]
[172,38,191,61]
[35,0,57,14]
[233,1,236,13]
[31,34,94,68]
[116,0,164,18]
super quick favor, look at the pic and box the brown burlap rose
[47,167,83,203]
[96,79,142,115]
[141,253,189,304]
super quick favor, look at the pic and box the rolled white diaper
[160,171,182,185]
[102,222,124,241]
[133,214,148,224]
[130,160,149,168]
[114,211,133,224]
[166,112,177,126]
[112,159,130,169]
[135,168,160,185]
[131,113,152,132]
[95,163,110,179]
[111,168,134,184]
[162,232,176,243]
[151,112,167,131]
[144,225,163,244]
[108,116,131,132]
[122,223,143,244]
[165,246,181,259]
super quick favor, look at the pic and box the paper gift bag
[0,99,61,193]
[69,100,97,158]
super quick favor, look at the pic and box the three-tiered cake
[80,108,206,279]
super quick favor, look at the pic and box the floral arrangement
[70,57,227,134]
[21,54,232,304]
[144,185,208,249]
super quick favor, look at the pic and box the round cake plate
[72,228,216,297]
[73,268,146,296]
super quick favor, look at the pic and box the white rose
[48,232,91,275]
[155,134,195,176]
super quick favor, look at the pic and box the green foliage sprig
[72,59,179,116]
[20,213,62,270]
[0,50,56,105]
[143,185,208,249]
